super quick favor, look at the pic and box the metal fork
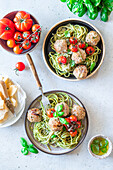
[26,53,50,108]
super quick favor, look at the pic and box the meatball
[71,105,86,120]
[73,65,88,79]
[86,31,100,46]
[54,39,67,53]
[72,49,86,64]
[55,102,69,117]
[27,108,41,122]
[48,117,63,131]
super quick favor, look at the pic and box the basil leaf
[58,112,64,116]
[59,118,69,125]
[64,30,71,37]
[53,112,58,118]
[70,60,75,67]
[90,62,96,72]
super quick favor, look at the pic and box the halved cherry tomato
[14,32,22,41]
[77,121,81,128]
[70,115,77,122]
[30,34,40,43]
[58,56,67,64]
[22,40,31,50]
[86,46,95,55]
[13,45,23,54]
[70,130,77,137]
[69,37,77,44]
[69,44,78,52]
[32,24,41,34]
[22,31,31,39]
[15,62,25,71]
[47,108,55,118]
[7,38,16,48]
[65,117,71,123]
[78,42,86,49]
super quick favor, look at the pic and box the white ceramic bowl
[88,134,112,159]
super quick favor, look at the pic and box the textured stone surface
[0,0,113,170]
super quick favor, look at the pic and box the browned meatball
[48,118,63,131]
[73,65,88,79]
[27,108,41,122]
[54,39,67,53]
[71,105,85,120]
[72,49,86,64]
[55,102,69,117]
[86,31,100,46]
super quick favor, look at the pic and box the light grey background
[0,0,113,170]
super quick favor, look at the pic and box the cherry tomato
[58,56,67,64]
[70,115,77,122]
[47,108,55,118]
[69,44,78,52]
[78,42,86,49]
[22,40,31,50]
[86,46,95,55]
[32,24,41,34]
[69,37,77,44]
[22,31,31,39]
[65,117,71,123]
[30,34,40,43]
[77,121,81,128]
[70,130,77,137]
[14,32,22,41]
[15,62,25,71]
[7,38,16,48]
[13,45,23,54]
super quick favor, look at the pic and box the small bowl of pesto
[88,134,112,159]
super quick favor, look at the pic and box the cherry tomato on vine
[22,31,31,39]
[15,62,25,71]
[32,24,41,34]
[13,45,23,54]
[70,130,77,137]
[22,40,31,50]
[77,121,81,128]
[69,44,78,52]
[30,34,40,43]
[14,32,22,41]
[58,56,67,64]
[70,115,77,122]
[69,37,77,44]
[86,46,95,55]
[47,108,55,118]
[78,42,86,49]
[7,38,16,48]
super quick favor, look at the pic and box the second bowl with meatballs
[25,91,88,155]
[43,19,105,81]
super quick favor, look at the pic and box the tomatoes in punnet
[7,38,16,48]
[78,42,86,49]
[86,46,95,55]
[0,18,15,40]
[69,37,77,44]
[69,44,78,52]
[13,11,33,32]
[14,32,22,41]
[13,45,23,54]
[70,130,77,137]
[30,34,39,43]
[47,108,55,118]
[22,40,31,50]
[32,24,41,34]
[58,56,67,64]
[70,115,77,122]
[15,62,25,71]
[22,31,31,39]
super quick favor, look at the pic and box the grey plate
[25,90,89,155]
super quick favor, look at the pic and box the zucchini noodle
[48,24,101,77]
[33,92,83,149]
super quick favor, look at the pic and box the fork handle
[26,53,42,88]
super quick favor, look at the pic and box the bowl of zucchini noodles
[42,19,105,81]
[25,90,88,155]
